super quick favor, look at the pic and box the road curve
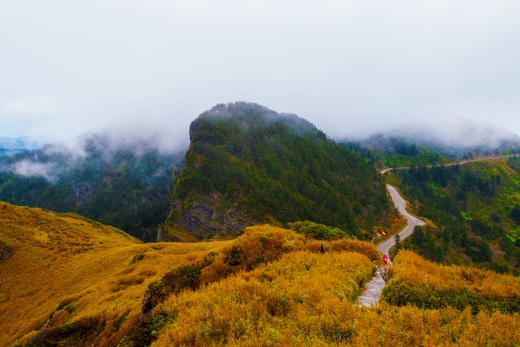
[378,184,425,259]
[358,155,520,306]
[357,184,425,307]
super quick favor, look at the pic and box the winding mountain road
[378,185,425,258]
[357,184,425,306]
[357,154,519,306]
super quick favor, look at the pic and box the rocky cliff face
[172,198,254,238]
[158,194,256,241]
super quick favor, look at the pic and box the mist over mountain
[0,134,184,241]
[342,122,520,168]
[3,101,519,242]
[0,137,45,158]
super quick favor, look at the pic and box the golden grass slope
[0,205,379,346]
[2,203,520,347]
[391,250,520,296]
[153,250,375,346]
[155,300,520,346]
[383,250,520,312]
[148,248,520,346]
[0,202,136,342]
[0,202,233,345]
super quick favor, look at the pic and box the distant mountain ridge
[0,135,183,241]
[0,136,44,151]
[343,133,520,169]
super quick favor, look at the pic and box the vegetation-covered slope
[0,201,244,345]
[383,250,520,313]
[0,202,142,345]
[344,133,520,170]
[0,204,380,346]
[153,250,377,346]
[148,249,520,346]
[0,136,182,241]
[388,158,520,273]
[2,203,519,346]
[165,102,394,240]
[343,134,453,169]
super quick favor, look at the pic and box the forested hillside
[344,134,520,169]
[343,135,452,168]
[388,158,520,273]
[165,102,394,240]
[0,136,182,241]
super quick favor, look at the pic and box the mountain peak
[190,102,322,140]
[165,103,394,240]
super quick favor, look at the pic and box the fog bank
[1,1,519,149]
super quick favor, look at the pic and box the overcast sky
[1,0,519,149]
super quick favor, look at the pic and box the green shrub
[288,220,352,240]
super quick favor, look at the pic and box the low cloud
[9,160,60,183]
[407,119,519,150]
[1,1,519,147]
[0,128,186,184]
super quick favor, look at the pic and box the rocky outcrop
[0,241,12,263]
[71,183,92,205]
[171,198,255,239]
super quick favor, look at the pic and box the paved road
[379,154,520,174]
[378,185,425,260]
[357,184,425,306]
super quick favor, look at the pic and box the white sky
[1,0,519,148]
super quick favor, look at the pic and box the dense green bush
[288,220,352,240]
[383,280,520,313]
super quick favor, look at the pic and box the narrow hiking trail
[357,184,425,307]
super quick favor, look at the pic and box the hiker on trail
[383,254,388,264]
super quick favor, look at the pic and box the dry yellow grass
[153,250,375,346]
[382,250,520,313]
[0,205,379,346]
[391,250,520,297]
[4,203,518,346]
[151,249,520,346]
[0,202,233,345]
